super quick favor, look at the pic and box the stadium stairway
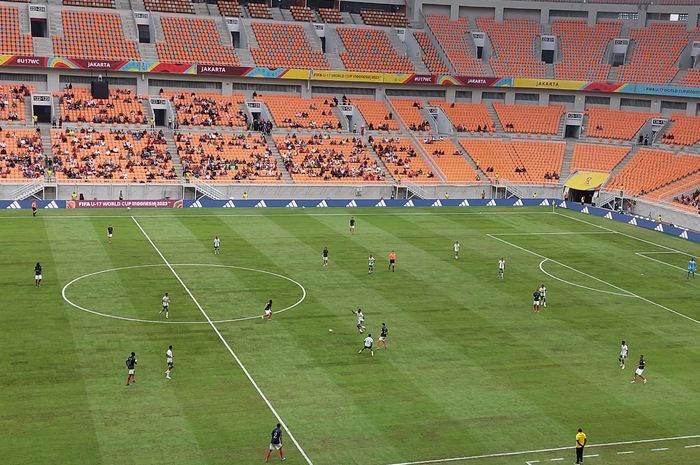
[603,144,641,189]
[138,43,159,62]
[385,27,428,74]
[17,3,29,35]
[418,107,438,133]
[486,103,505,133]
[164,129,184,180]
[560,140,576,180]
[366,142,396,183]
[280,9,294,22]
[236,48,255,67]
[350,13,363,25]
[450,136,487,180]
[263,133,293,184]
[215,16,233,47]
[270,7,284,22]
[39,127,52,166]
[423,25,456,75]
[120,11,139,45]
[51,97,60,124]
[49,8,64,39]
[33,37,53,57]
[340,11,353,25]
[24,96,33,124]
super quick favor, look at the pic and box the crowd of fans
[167,92,247,128]
[0,85,31,122]
[0,128,45,179]
[57,86,146,125]
[372,137,434,180]
[50,128,176,181]
[277,133,385,181]
[674,189,700,211]
[177,132,281,182]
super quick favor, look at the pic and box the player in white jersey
[368,254,375,274]
[498,258,506,279]
[358,334,374,357]
[538,284,547,308]
[352,308,366,333]
[453,241,460,260]
[159,292,170,319]
[618,340,628,369]
[165,345,173,379]
[214,236,221,254]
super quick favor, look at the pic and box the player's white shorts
[108,233,112,238]
[350,225,355,230]
[265,309,272,317]
[620,353,627,359]
[378,336,386,342]
[269,442,282,450]
[635,368,644,376]
[128,369,135,375]
[533,300,540,306]
[35,274,42,280]
[499,267,504,272]
[323,256,328,262]
[364,344,372,349]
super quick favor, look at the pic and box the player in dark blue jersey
[107,225,113,244]
[34,262,42,287]
[265,423,285,462]
[349,216,356,235]
[263,299,273,320]
[322,246,329,267]
[125,352,137,386]
[631,354,647,384]
[377,323,389,349]
[532,288,541,313]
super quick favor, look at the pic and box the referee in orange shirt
[575,428,587,464]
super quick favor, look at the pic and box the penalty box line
[130,216,314,465]
[486,233,700,325]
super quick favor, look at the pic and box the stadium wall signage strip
[1,199,697,242]
[1,54,699,97]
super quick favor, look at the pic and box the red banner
[405,74,438,84]
[59,59,128,70]
[197,65,252,76]
[582,81,625,92]
[67,200,183,209]
[1,55,48,68]
[456,76,500,87]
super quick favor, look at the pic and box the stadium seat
[164,92,247,128]
[678,68,700,87]
[0,85,31,123]
[337,28,415,73]
[157,17,238,66]
[493,103,564,135]
[259,95,339,130]
[217,0,241,17]
[177,132,281,183]
[50,129,177,183]
[660,113,700,146]
[618,24,692,85]
[0,129,45,182]
[351,98,399,132]
[418,138,479,183]
[414,32,449,74]
[0,6,34,55]
[63,0,115,7]
[290,5,314,22]
[274,135,386,183]
[250,22,329,69]
[460,139,565,183]
[144,0,193,14]
[553,20,620,81]
[476,17,546,79]
[53,10,139,61]
[425,16,483,75]
[569,143,631,173]
[373,137,438,183]
[643,172,700,205]
[389,99,430,132]
[55,87,146,125]
[606,149,700,196]
[429,101,494,133]
[360,10,408,27]
[318,8,342,24]
[247,2,272,19]
[586,108,654,140]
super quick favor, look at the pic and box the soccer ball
[127,207,131,211]
[328,329,333,333]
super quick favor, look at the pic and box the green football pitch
[1,206,698,465]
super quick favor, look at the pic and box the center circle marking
[61,263,307,324]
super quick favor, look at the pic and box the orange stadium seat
[425,16,483,75]
[414,32,449,74]
[164,91,247,128]
[360,10,408,27]
[259,95,339,130]
[586,108,654,140]
[351,98,399,132]
[418,138,479,183]
[50,129,177,183]
[390,99,430,132]
[553,20,620,81]
[217,0,241,17]
[290,5,314,22]
[0,129,45,182]
[643,172,700,205]
[55,87,146,125]
[569,143,630,173]
[157,16,238,66]
[275,134,386,183]
[338,27,414,73]
[618,24,694,85]
[460,139,564,184]
[63,0,115,7]
[493,103,564,135]
[0,6,34,55]
[177,132,281,183]
[0,85,31,122]
[250,22,329,69]
[53,11,139,61]
[679,68,700,87]
[660,113,700,146]
[247,2,272,19]
[429,101,494,132]
[477,17,546,79]
[607,149,700,196]
[143,0,193,14]
[373,137,438,182]
[318,8,342,24]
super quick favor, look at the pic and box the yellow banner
[280,69,311,80]
[310,70,384,83]
[564,171,610,190]
[513,78,587,90]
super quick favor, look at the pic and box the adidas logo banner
[581,206,589,214]
[44,201,59,209]
[223,200,236,208]
[189,200,202,208]
[404,200,415,207]
[654,224,663,232]
[316,200,328,208]
[431,199,442,207]
[539,199,550,206]
[286,200,298,208]
[375,200,386,207]
[513,199,523,206]
[6,201,21,209]
[486,199,496,206]
[254,200,267,208]
[458,200,469,207]
[604,212,612,219]
[628,218,637,225]
[346,200,357,208]
[679,230,688,239]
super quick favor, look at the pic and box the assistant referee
[575,428,587,464]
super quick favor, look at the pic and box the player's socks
[266,450,271,461]
[643,378,647,384]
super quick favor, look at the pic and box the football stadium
[1,0,699,464]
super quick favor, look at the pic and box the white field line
[382,435,700,465]
[486,232,616,236]
[583,454,599,458]
[634,252,688,272]
[131,217,314,465]
[685,445,700,448]
[651,448,669,451]
[487,234,700,325]
[617,451,634,455]
[554,211,697,256]
[549,458,564,461]
[538,259,634,298]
